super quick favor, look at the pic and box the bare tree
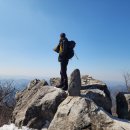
[123,72,130,92]
[0,80,16,126]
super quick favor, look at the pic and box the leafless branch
[123,72,130,92]
[0,80,15,107]
[0,80,16,126]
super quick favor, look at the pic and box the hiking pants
[60,60,69,87]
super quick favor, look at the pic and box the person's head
[60,33,66,40]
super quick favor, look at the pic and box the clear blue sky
[0,0,130,81]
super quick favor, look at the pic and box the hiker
[54,33,69,90]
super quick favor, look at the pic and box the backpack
[67,40,76,59]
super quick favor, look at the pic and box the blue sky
[0,0,130,81]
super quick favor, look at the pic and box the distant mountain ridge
[0,76,126,91]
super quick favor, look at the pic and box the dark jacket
[58,38,69,62]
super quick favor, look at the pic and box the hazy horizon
[0,73,125,85]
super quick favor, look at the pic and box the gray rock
[80,81,112,114]
[27,79,48,89]
[81,88,112,113]
[12,79,67,129]
[81,84,111,99]
[81,75,106,86]
[50,78,60,86]
[116,92,130,120]
[68,69,81,96]
[48,96,91,130]
[48,96,130,130]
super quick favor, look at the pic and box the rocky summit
[11,69,130,130]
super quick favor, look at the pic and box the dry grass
[0,106,14,126]
[0,80,16,126]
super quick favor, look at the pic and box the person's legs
[57,68,63,88]
[56,60,68,89]
[56,61,66,88]
[60,60,68,90]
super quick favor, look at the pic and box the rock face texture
[12,79,67,129]
[81,89,112,114]
[27,79,48,88]
[80,75,112,113]
[48,96,130,130]
[50,78,60,86]
[116,92,130,120]
[81,76,111,100]
[68,69,81,96]
[81,84,112,113]
[81,75,106,86]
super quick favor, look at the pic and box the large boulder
[12,79,67,129]
[48,96,130,130]
[81,87,112,113]
[81,78,112,114]
[81,75,111,101]
[68,69,81,96]
[116,92,130,120]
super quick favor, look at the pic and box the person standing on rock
[53,33,69,90]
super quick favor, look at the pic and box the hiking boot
[55,84,63,88]
[62,87,68,91]
[62,84,68,91]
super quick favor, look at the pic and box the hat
[60,33,66,38]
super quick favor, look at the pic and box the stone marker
[68,69,81,96]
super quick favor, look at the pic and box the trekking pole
[74,52,79,60]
